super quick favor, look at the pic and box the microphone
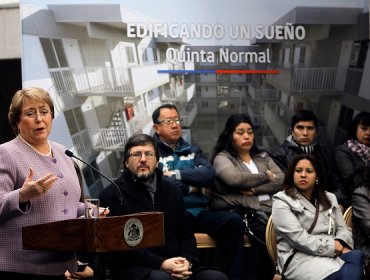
[65,150,123,214]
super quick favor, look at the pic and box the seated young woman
[272,154,364,280]
[210,114,284,280]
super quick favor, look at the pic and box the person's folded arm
[177,152,216,188]
[213,153,268,190]
[253,156,284,195]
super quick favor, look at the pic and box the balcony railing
[293,68,337,92]
[266,67,341,94]
[50,67,134,96]
[50,63,169,98]
[88,128,133,151]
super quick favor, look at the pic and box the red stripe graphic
[215,69,280,74]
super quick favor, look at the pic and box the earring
[315,180,319,185]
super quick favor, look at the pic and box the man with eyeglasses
[99,134,227,280]
[152,104,245,280]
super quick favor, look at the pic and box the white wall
[63,38,84,69]
[79,38,112,67]
[0,7,20,59]
[22,35,50,86]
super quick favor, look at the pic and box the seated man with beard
[99,134,227,280]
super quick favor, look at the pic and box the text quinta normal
[166,48,271,64]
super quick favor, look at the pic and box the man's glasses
[157,118,183,126]
[24,109,51,119]
[129,151,156,160]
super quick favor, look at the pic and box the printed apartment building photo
[2,0,368,197]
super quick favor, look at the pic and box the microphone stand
[65,150,123,215]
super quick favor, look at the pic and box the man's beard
[136,172,154,182]
[129,169,155,182]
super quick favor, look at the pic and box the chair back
[343,206,353,228]
[266,216,277,266]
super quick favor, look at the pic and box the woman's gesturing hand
[19,167,58,203]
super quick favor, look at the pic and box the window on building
[338,105,354,131]
[147,90,155,102]
[40,38,58,68]
[40,38,68,68]
[283,47,291,67]
[65,107,87,135]
[141,48,148,64]
[299,47,306,65]
[40,37,76,94]
[153,48,159,62]
[125,46,136,64]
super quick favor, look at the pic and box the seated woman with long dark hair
[210,114,284,280]
[272,154,364,280]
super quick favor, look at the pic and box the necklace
[17,134,52,157]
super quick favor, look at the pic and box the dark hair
[290,109,318,130]
[344,111,370,141]
[152,104,179,124]
[284,154,331,210]
[123,134,158,169]
[211,114,259,162]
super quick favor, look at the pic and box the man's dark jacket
[99,169,199,280]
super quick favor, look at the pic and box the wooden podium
[22,212,164,252]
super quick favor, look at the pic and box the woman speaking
[0,87,85,279]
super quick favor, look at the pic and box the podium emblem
[123,218,144,246]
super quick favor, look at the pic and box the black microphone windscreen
[65,150,74,157]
